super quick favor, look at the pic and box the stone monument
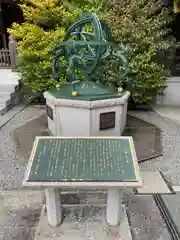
[44,13,130,136]
[23,136,142,240]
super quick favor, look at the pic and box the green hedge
[9,0,177,103]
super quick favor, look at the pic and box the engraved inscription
[28,138,137,182]
[46,105,53,120]
[100,112,116,130]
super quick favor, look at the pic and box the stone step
[0,91,18,100]
[134,170,174,195]
[0,105,6,116]
[0,96,11,105]
[0,69,20,84]
[0,91,11,98]
[0,83,22,116]
[0,99,14,116]
[0,84,17,92]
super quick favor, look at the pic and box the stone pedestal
[34,204,133,240]
[44,91,130,137]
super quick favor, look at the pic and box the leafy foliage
[9,0,103,93]
[103,0,176,103]
[8,0,177,103]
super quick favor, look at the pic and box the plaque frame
[46,105,53,120]
[23,136,142,188]
[99,111,116,130]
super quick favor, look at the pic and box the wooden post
[8,35,18,72]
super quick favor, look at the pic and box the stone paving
[0,106,180,239]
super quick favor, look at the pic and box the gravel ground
[0,106,46,190]
[0,190,44,240]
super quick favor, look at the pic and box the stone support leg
[45,188,62,228]
[106,188,123,226]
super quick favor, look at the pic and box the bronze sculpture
[52,13,128,97]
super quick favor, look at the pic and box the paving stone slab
[126,194,171,240]
[162,192,180,234]
[12,115,50,158]
[0,105,25,128]
[135,171,173,194]
[34,204,132,240]
[123,114,162,162]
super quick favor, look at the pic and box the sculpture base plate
[48,82,123,101]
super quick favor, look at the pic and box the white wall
[156,77,180,106]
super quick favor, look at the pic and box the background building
[0,0,23,49]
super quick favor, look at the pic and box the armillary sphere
[52,13,128,96]
[52,13,112,82]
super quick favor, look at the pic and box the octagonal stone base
[44,91,130,137]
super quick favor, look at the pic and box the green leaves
[8,0,106,95]
[8,0,177,103]
[104,0,176,103]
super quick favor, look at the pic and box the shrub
[8,0,104,93]
[9,0,177,103]
[104,0,176,103]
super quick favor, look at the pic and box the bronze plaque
[46,105,53,120]
[100,112,115,130]
[27,137,138,182]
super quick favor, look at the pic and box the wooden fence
[0,36,18,71]
[0,48,11,67]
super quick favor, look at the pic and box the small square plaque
[46,105,53,120]
[100,112,116,130]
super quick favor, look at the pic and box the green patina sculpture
[52,12,128,99]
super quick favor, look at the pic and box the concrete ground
[154,105,180,126]
[1,105,180,239]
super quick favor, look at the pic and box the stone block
[34,204,132,240]
[135,171,173,195]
